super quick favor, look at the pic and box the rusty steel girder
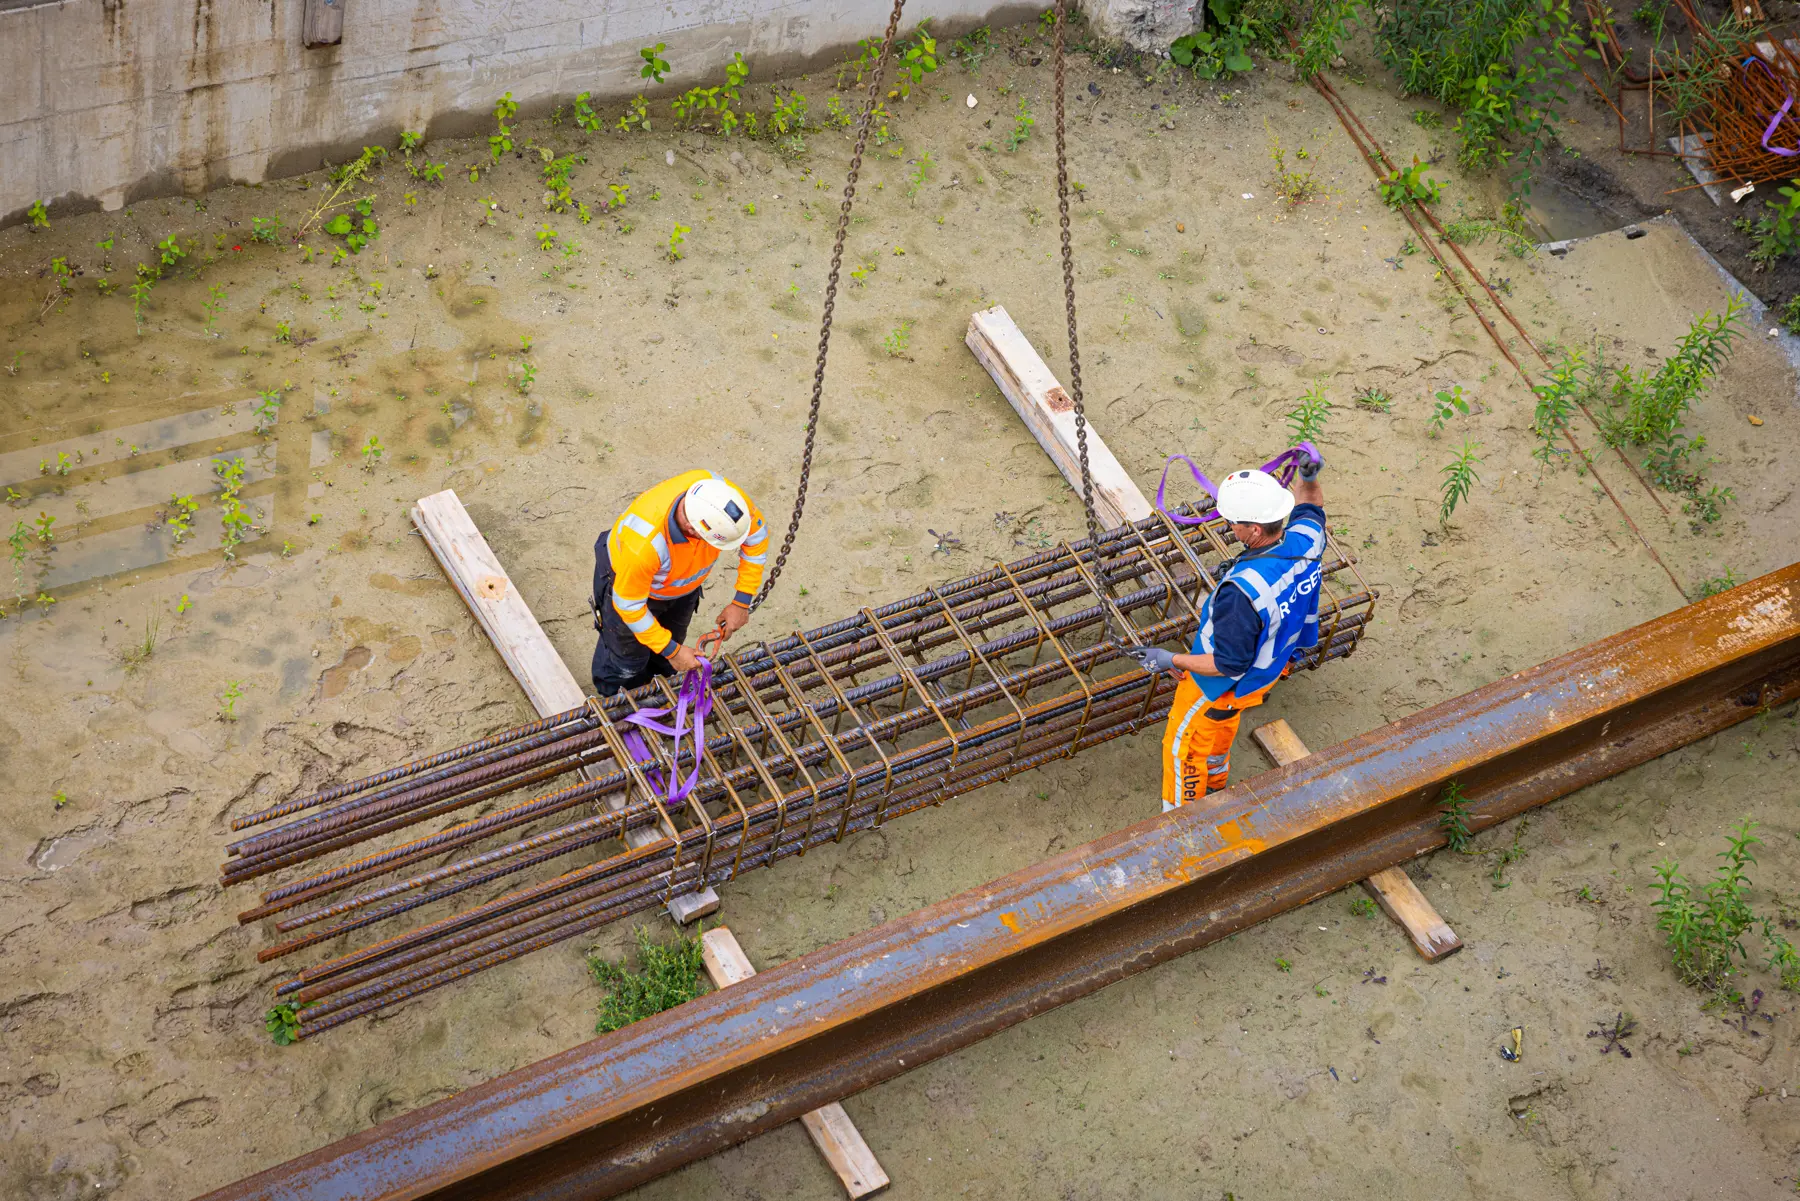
[198,565,1800,1201]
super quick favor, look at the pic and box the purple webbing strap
[1154,441,1320,525]
[620,657,713,807]
[1743,56,1800,157]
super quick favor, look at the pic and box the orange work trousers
[1159,672,1279,812]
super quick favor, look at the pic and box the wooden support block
[700,928,890,1198]
[965,305,1153,530]
[301,0,345,47]
[1360,868,1463,962]
[1251,719,1463,963]
[412,489,720,922]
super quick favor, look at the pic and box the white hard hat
[1215,469,1295,525]
[683,478,753,550]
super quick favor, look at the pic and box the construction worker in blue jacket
[1128,454,1326,809]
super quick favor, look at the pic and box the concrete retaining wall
[2,0,1059,227]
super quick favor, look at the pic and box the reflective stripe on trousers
[1159,672,1279,813]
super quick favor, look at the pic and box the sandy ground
[4,24,1800,1200]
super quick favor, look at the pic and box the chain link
[1052,0,1099,550]
[753,0,910,611]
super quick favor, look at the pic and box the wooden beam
[1251,719,1463,962]
[965,305,1153,530]
[412,489,720,923]
[301,0,345,47]
[700,928,890,1198]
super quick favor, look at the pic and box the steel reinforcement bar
[197,565,1800,1201]
[220,506,1377,1034]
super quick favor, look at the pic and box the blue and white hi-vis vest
[1190,512,1326,701]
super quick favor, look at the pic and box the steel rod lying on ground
[198,565,1800,1201]
[220,503,1376,1034]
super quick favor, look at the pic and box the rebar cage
[220,506,1376,1035]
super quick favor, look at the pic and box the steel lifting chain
[1052,0,1100,551]
[753,0,910,611]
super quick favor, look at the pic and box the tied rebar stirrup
[752,0,911,612]
[1052,0,1099,550]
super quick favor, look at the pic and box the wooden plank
[700,928,890,1198]
[412,490,586,718]
[1251,719,1463,963]
[301,0,345,47]
[965,305,1152,530]
[412,489,720,922]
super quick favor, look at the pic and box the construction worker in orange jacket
[590,470,768,696]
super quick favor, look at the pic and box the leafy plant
[893,23,940,99]
[1007,98,1034,152]
[218,679,245,722]
[1746,181,1800,269]
[362,435,384,470]
[1602,300,1744,525]
[1490,818,1528,888]
[323,196,380,253]
[1443,205,1534,257]
[250,216,283,245]
[588,926,709,1032]
[1652,820,1800,997]
[768,90,810,138]
[513,359,537,395]
[667,222,691,261]
[26,200,49,229]
[1426,384,1468,436]
[1696,569,1739,598]
[215,457,251,557]
[265,1002,306,1045]
[299,145,383,246]
[640,43,671,83]
[1439,440,1483,528]
[1269,134,1318,205]
[1352,386,1392,412]
[1170,0,1257,80]
[618,95,652,133]
[253,387,283,433]
[490,92,519,162]
[883,320,913,357]
[1379,157,1443,208]
[1530,351,1581,464]
[1780,294,1800,336]
[951,25,993,71]
[1438,779,1473,852]
[202,284,227,334]
[1350,894,1379,918]
[33,511,55,544]
[167,493,199,544]
[1374,0,1588,182]
[1286,383,1332,443]
[536,224,559,250]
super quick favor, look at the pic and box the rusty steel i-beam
[198,565,1800,1201]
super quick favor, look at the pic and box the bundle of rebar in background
[220,506,1377,1037]
[1588,0,1800,184]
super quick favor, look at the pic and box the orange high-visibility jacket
[607,469,768,654]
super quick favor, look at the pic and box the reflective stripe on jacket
[606,470,767,654]
[1190,512,1325,702]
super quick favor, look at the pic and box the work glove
[1297,450,1324,482]
[1124,645,1178,674]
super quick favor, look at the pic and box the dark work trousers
[590,536,701,697]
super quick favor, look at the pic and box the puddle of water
[34,828,104,872]
[319,644,374,698]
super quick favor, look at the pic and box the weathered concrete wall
[0,0,1039,227]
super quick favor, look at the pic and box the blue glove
[1297,451,1324,482]
[1125,645,1178,674]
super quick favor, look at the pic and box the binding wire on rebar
[222,506,1377,1036]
